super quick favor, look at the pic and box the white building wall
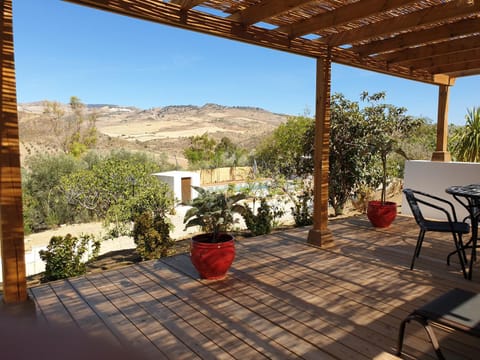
[152,171,200,203]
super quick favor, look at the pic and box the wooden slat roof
[64,0,480,86]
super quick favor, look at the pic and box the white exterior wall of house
[402,160,480,220]
[152,171,200,203]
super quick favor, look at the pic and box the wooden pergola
[2,0,480,303]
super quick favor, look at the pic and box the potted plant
[184,185,245,279]
[361,92,419,228]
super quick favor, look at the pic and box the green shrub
[132,211,174,260]
[241,198,273,236]
[39,233,100,281]
[290,188,313,227]
[23,153,86,231]
[183,186,246,242]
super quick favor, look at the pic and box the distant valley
[18,102,289,167]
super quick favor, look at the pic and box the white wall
[152,171,200,203]
[403,160,480,220]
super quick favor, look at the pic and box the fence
[198,166,253,185]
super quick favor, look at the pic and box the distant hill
[18,102,289,167]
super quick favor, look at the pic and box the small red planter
[190,233,235,280]
[367,201,397,228]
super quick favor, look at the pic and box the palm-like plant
[183,186,246,242]
[451,107,480,162]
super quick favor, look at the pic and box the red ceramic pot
[190,233,235,280]
[367,200,397,228]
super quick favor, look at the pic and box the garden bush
[132,211,174,260]
[241,198,273,236]
[39,233,100,281]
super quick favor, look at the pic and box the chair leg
[446,234,468,279]
[396,316,409,357]
[448,233,468,279]
[397,313,446,360]
[410,229,425,270]
[447,234,468,266]
[419,318,445,360]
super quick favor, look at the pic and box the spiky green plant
[183,186,245,242]
[451,107,480,162]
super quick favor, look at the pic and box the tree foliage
[361,91,421,204]
[23,154,86,232]
[132,211,174,260]
[183,186,246,242]
[184,133,216,167]
[39,233,100,281]
[23,150,174,234]
[451,107,480,162]
[60,150,174,235]
[184,133,247,169]
[253,92,424,216]
[255,116,314,177]
[327,93,373,215]
[43,96,98,157]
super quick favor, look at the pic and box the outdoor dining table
[445,184,480,280]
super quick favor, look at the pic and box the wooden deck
[26,215,480,359]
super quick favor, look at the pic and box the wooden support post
[431,84,452,162]
[1,0,28,303]
[308,53,333,247]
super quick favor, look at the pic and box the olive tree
[361,91,421,204]
[328,94,373,215]
[60,151,174,239]
[23,153,86,232]
[42,96,97,157]
[255,116,314,177]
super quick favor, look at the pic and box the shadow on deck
[7,215,480,359]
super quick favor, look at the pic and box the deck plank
[68,275,170,359]
[48,279,121,346]
[138,259,312,359]
[27,215,480,359]
[103,265,235,359]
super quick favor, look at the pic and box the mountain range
[18,102,289,167]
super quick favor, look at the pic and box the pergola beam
[64,0,325,57]
[324,0,480,47]
[277,0,417,38]
[351,17,480,56]
[228,0,313,26]
[429,59,480,75]
[64,0,451,86]
[446,67,480,77]
[404,48,480,70]
[0,0,28,304]
[170,0,206,10]
[331,47,454,86]
[380,35,480,64]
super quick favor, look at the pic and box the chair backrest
[403,188,426,227]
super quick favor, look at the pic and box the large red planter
[190,233,235,280]
[367,201,397,228]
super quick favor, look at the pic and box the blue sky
[12,0,480,125]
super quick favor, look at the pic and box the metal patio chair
[402,188,469,278]
[397,288,480,359]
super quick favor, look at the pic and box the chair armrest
[410,189,461,223]
[413,196,457,225]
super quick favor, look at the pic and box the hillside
[18,102,289,167]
